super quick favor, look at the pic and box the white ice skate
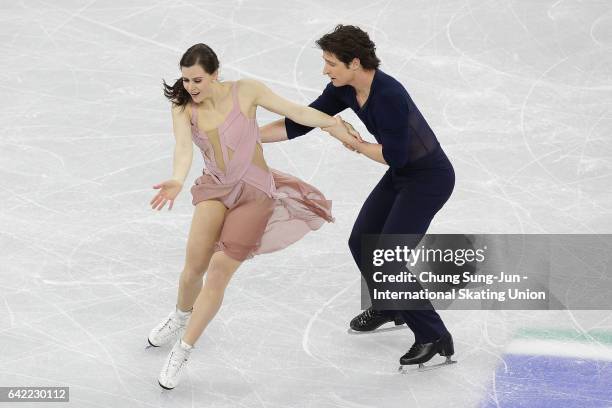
[147,309,191,348]
[158,339,193,390]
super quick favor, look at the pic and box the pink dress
[189,81,334,261]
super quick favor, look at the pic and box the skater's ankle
[175,306,193,317]
[180,339,194,350]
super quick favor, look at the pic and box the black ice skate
[398,332,456,373]
[349,307,404,332]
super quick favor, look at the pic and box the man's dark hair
[316,25,380,70]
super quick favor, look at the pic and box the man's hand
[341,120,364,153]
[322,116,363,152]
[342,120,363,142]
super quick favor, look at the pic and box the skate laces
[167,346,190,372]
[407,342,425,356]
[162,313,186,332]
[158,318,177,335]
[358,308,382,324]
[169,351,185,369]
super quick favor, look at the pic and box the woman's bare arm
[170,104,194,184]
[241,79,338,129]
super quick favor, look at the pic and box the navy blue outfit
[285,69,454,343]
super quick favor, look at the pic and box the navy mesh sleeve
[378,92,413,168]
[285,82,348,140]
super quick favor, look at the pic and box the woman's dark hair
[316,25,380,70]
[163,43,219,107]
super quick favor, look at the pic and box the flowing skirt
[191,168,334,261]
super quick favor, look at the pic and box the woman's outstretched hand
[150,179,183,211]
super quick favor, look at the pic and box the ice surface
[1,0,611,407]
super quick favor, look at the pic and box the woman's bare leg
[176,199,227,312]
[182,251,242,345]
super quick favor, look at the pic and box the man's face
[322,51,354,86]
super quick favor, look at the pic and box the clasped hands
[322,116,365,153]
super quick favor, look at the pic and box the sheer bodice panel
[189,82,273,196]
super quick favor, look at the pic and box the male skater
[260,25,455,367]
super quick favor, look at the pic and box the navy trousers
[348,145,455,343]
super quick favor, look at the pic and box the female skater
[148,43,354,389]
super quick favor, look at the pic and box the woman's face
[181,64,217,103]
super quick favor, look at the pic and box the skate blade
[145,338,160,350]
[158,380,174,391]
[398,357,457,374]
[346,325,407,335]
